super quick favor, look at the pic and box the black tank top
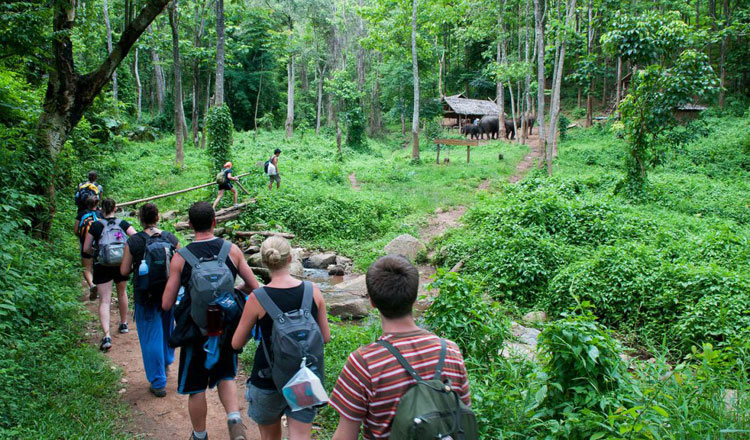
[179,238,238,289]
[249,282,319,390]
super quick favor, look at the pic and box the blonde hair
[224,161,232,168]
[260,236,292,271]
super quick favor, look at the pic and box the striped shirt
[329,329,471,439]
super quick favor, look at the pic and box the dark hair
[365,255,419,319]
[274,148,282,155]
[84,195,99,210]
[100,198,116,215]
[138,203,159,226]
[88,170,98,182]
[188,201,215,232]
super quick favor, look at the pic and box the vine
[205,104,234,172]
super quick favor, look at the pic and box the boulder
[323,284,371,319]
[335,256,353,267]
[523,311,547,323]
[327,265,345,276]
[289,259,304,277]
[244,246,260,255]
[511,321,541,346]
[335,275,368,297]
[305,253,338,269]
[246,252,263,268]
[161,210,178,221]
[384,234,426,261]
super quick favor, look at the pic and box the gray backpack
[97,219,127,266]
[254,282,325,391]
[178,240,235,330]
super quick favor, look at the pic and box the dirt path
[509,133,543,183]
[84,297,261,440]
[348,172,360,191]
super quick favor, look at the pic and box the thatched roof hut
[442,94,499,128]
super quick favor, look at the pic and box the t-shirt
[269,156,279,175]
[249,282,320,390]
[89,217,131,243]
[126,230,179,304]
[329,330,471,439]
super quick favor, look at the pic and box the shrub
[206,104,234,172]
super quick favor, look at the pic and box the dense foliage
[205,104,234,171]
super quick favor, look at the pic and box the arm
[120,243,133,276]
[232,245,260,294]
[74,219,80,236]
[331,417,361,440]
[232,293,262,350]
[229,172,239,182]
[83,232,95,255]
[313,284,331,343]
[161,253,185,311]
[125,226,137,236]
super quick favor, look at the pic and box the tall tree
[169,0,187,165]
[102,0,119,117]
[411,0,420,159]
[215,0,226,105]
[148,25,166,115]
[534,0,546,168]
[34,0,170,236]
[546,0,577,165]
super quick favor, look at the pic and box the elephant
[479,116,499,140]
[503,118,516,140]
[461,123,483,140]
[520,114,536,136]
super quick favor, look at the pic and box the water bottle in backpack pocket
[97,219,127,266]
[135,233,175,303]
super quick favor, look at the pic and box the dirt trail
[84,298,261,440]
[509,132,543,183]
[347,172,360,191]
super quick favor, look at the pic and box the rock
[327,265,345,276]
[500,342,537,360]
[335,256,353,267]
[384,234,426,261]
[289,259,304,277]
[335,275,368,297]
[215,227,225,236]
[244,246,260,254]
[323,289,371,319]
[161,210,178,221]
[511,321,541,346]
[250,234,264,247]
[305,253,338,269]
[523,311,547,323]
[246,253,263,267]
[251,267,272,284]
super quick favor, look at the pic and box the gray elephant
[503,118,516,140]
[521,114,536,136]
[479,116,499,139]
[461,124,483,139]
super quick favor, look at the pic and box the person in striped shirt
[329,255,471,439]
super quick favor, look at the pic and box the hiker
[266,149,281,190]
[75,170,103,215]
[329,255,475,440]
[75,195,100,300]
[120,203,180,398]
[83,198,135,352]
[232,236,331,440]
[213,161,239,209]
[161,202,261,440]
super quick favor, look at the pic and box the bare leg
[82,258,94,288]
[267,179,272,190]
[257,421,282,440]
[231,187,238,205]
[116,280,129,326]
[213,189,225,209]
[98,280,114,337]
[188,392,208,432]
[216,379,239,414]
[287,418,312,440]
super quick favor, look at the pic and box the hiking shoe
[228,419,246,440]
[100,337,112,352]
[190,433,208,440]
[118,323,129,334]
[89,285,98,301]
[149,386,166,398]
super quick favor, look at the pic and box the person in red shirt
[329,255,471,439]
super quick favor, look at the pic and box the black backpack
[135,232,175,304]
[75,182,100,208]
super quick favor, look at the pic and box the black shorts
[79,237,93,259]
[218,182,234,191]
[177,339,237,394]
[93,263,130,285]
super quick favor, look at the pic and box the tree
[34,0,170,236]
[102,0,119,117]
[169,0,188,165]
[411,0,420,160]
[215,0,226,105]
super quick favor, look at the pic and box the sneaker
[227,419,246,440]
[149,386,166,398]
[89,285,98,301]
[100,337,112,352]
[119,323,129,334]
[190,433,208,440]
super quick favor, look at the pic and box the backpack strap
[177,247,201,268]
[217,239,232,265]
[377,338,447,383]
[253,287,284,321]
[301,281,313,313]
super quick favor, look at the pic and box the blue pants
[135,303,175,389]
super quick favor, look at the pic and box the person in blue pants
[120,203,180,397]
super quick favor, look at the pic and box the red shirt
[329,329,471,439]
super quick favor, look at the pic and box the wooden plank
[235,230,296,239]
[433,138,479,146]
[118,172,253,207]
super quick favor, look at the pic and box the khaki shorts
[269,174,281,184]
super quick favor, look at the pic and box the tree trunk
[191,0,206,145]
[410,0,420,160]
[718,0,728,108]
[315,64,323,134]
[149,25,165,115]
[615,56,622,112]
[34,0,170,236]
[134,47,142,122]
[103,0,118,117]
[201,72,211,148]
[215,0,225,106]
[438,47,445,98]
[602,58,607,106]
[255,62,264,132]
[285,56,295,138]
[169,0,185,165]
[497,7,506,137]
[585,0,592,127]
[546,0,577,166]
[534,0,546,170]
[370,54,382,135]
[524,0,532,125]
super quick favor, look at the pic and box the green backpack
[378,339,478,440]
[216,170,227,184]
